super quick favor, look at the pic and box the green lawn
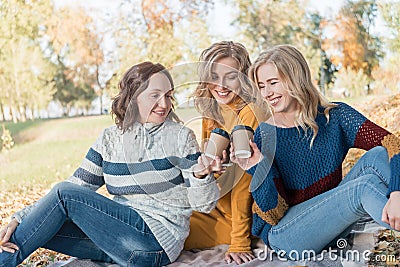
[0,109,202,192]
[0,115,113,191]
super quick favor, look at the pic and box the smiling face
[208,57,240,105]
[136,72,173,124]
[256,63,298,117]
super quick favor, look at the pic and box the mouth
[215,90,232,98]
[269,96,282,106]
[152,109,167,116]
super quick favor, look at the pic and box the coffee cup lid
[232,125,254,134]
[211,128,230,139]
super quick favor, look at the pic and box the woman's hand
[193,151,227,178]
[0,219,19,253]
[382,191,400,230]
[230,140,263,170]
[225,251,255,265]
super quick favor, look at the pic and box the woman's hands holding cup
[230,140,263,170]
[193,141,228,178]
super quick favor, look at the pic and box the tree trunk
[19,105,26,122]
[10,107,18,123]
[0,103,5,121]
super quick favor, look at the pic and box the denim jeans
[268,146,391,259]
[0,182,171,267]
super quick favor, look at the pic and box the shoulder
[328,102,367,130]
[102,125,122,140]
[330,102,356,114]
[238,103,256,117]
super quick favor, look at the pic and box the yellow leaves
[369,230,400,266]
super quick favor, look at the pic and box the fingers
[213,156,222,171]
[202,141,209,153]
[221,149,228,164]
[224,253,232,264]
[225,252,255,265]
[249,140,259,151]
[229,142,237,163]
[382,204,389,224]
[0,242,19,253]
[3,224,16,244]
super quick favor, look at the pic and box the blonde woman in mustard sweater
[184,41,269,264]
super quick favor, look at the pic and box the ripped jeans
[0,182,170,267]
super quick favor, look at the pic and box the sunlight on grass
[0,110,203,192]
[0,115,113,191]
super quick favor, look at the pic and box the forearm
[228,169,253,252]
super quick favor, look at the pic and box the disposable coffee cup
[231,125,254,159]
[204,128,230,160]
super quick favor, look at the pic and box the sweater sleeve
[227,105,268,253]
[67,130,105,190]
[11,130,106,223]
[248,125,289,246]
[338,103,400,195]
[179,128,220,213]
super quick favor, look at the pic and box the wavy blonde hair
[249,45,337,146]
[193,41,267,129]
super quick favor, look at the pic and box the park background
[0,0,399,266]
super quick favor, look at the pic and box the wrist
[390,191,400,198]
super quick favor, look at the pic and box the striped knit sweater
[248,102,400,245]
[12,120,219,262]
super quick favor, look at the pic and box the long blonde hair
[193,41,266,129]
[249,45,337,146]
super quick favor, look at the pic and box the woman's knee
[367,146,389,164]
[49,181,84,201]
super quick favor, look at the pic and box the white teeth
[217,91,229,96]
[270,98,280,105]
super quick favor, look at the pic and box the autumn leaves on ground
[1,94,400,266]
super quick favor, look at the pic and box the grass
[0,109,202,191]
[0,115,113,191]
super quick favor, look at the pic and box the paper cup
[204,128,230,160]
[231,125,254,158]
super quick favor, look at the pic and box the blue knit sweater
[248,102,400,245]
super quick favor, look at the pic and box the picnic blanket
[48,218,385,267]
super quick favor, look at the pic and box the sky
[61,0,367,39]
[207,0,346,38]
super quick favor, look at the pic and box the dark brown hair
[111,61,180,132]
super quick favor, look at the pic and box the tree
[234,0,308,55]
[0,0,55,122]
[104,0,212,97]
[330,0,383,94]
[335,67,369,97]
[44,6,104,115]
[373,1,400,94]
[379,1,400,51]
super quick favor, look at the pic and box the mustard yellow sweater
[185,102,267,253]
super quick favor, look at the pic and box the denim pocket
[128,250,169,267]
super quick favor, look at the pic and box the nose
[157,95,168,108]
[260,87,270,98]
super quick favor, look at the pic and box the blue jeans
[0,182,170,267]
[268,146,391,259]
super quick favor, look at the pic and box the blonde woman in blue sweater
[231,45,400,260]
[0,62,221,267]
